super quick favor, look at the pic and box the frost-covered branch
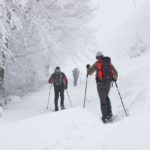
[15,45,51,58]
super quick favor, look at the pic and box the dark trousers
[54,85,64,111]
[97,81,112,119]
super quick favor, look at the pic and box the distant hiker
[48,66,68,111]
[86,52,118,123]
[72,68,79,86]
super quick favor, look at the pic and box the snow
[104,112,150,150]
[0,47,150,149]
[0,108,99,150]
[0,107,150,150]
[0,0,150,149]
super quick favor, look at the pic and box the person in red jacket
[86,52,118,123]
[48,66,68,111]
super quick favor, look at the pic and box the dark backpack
[96,57,113,81]
[53,72,63,85]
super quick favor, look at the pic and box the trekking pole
[66,89,72,107]
[46,84,52,109]
[115,81,128,116]
[83,74,88,108]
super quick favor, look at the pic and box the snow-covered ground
[0,105,150,150]
[0,49,150,149]
[0,0,150,149]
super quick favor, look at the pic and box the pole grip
[83,75,88,108]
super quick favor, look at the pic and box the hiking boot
[107,112,113,120]
[61,106,65,110]
[101,117,108,123]
[55,107,58,111]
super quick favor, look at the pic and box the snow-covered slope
[0,107,150,150]
[0,0,150,149]
[0,49,150,149]
[115,52,150,115]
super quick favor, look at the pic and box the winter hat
[96,51,103,59]
[55,66,61,73]
[56,66,60,70]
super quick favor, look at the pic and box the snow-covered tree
[0,0,99,96]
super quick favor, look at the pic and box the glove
[112,78,116,82]
[48,80,53,84]
[86,64,90,69]
[64,86,67,89]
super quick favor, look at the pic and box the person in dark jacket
[86,52,118,123]
[72,68,79,86]
[48,66,68,111]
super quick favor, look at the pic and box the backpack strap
[96,59,103,80]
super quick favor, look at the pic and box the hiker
[72,68,79,86]
[48,66,68,111]
[86,52,118,123]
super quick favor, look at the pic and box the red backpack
[96,57,113,81]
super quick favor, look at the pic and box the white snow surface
[0,107,150,150]
[0,0,150,149]
[0,49,150,149]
